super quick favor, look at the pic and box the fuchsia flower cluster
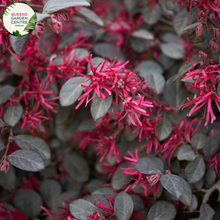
[182,59,220,127]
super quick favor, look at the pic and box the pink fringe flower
[94,136,122,163]
[41,198,75,220]
[122,149,161,199]
[182,62,220,127]
[161,119,201,165]
[208,148,220,176]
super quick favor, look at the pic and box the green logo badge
[2,2,37,37]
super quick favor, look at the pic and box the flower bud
[197,11,207,20]
[0,159,10,173]
[211,28,220,39]
[34,23,45,38]
[51,15,63,34]
[196,23,203,36]
[56,11,69,22]
[211,39,219,51]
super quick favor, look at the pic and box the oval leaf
[164,76,187,110]
[174,9,188,36]
[69,199,97,220]
[92,187,114,198]
[86,179,106,194]
[137,60,163,77]
[147,201,176,220]
[165,0,179,11]
[189,194,198,213]
[93,43,125,60]
[156,110,172,141]
[161,32,179,44]
[73,48,89,60]
[142,5,161,25]
[192,133,206,149]
[14,189,42,218]
[43,0,90,14]
[132,29,154,40]
[160,174,184,199]
[179,179,193,206]
[0,166,17,189]
[200,204,215,220]
[130,37,148,53]
[91,94,112,121]
[40,179,62,208]
[112,163,130,190]
[160,43,185,60]
[36,13,50,22]
[177,144,195,161]
[135,157,162,175]
[64,152,90,182]
[8,150,45,172]
[0,85,15,105]
[60,77,91,107]
[3,105,23,127]
[146,72,165,94]
[14,134,51,160]
[10,34,30,55]
[114,192,134,220]
[77,7,104,26]
[205,167,216,185]
[85,194,109,214]
[174,59,199,82]
[130,194,144,211]
[203,137,218,158]
[185,157,205,183]
[137,60,164,94]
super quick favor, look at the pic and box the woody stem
[0,128,13,164]
[202,179,220,203]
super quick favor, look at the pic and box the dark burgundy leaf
[135,157,162,175]
[160,174,184,199]
[114,192,134,220]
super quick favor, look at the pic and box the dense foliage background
[0,0,220,219]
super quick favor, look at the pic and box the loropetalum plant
[1,0,220,219]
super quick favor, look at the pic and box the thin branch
[157,25,176,33]
[159,17,173,26]
[207,17,220,29]
[202,179,220,203]
[183,210,200,213]
[0,128,13,164]
[139,89,178,119]
[193,189,207,193]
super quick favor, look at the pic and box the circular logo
[2,2,37,37]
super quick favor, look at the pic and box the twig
[202,179,220,203]
[139,89,178,119]
[183,210,200,213]
[207,17,220,29]
[157,25,176,33]
[192,189,207,193]
[0,128,13,164]
[159,17,173,26]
